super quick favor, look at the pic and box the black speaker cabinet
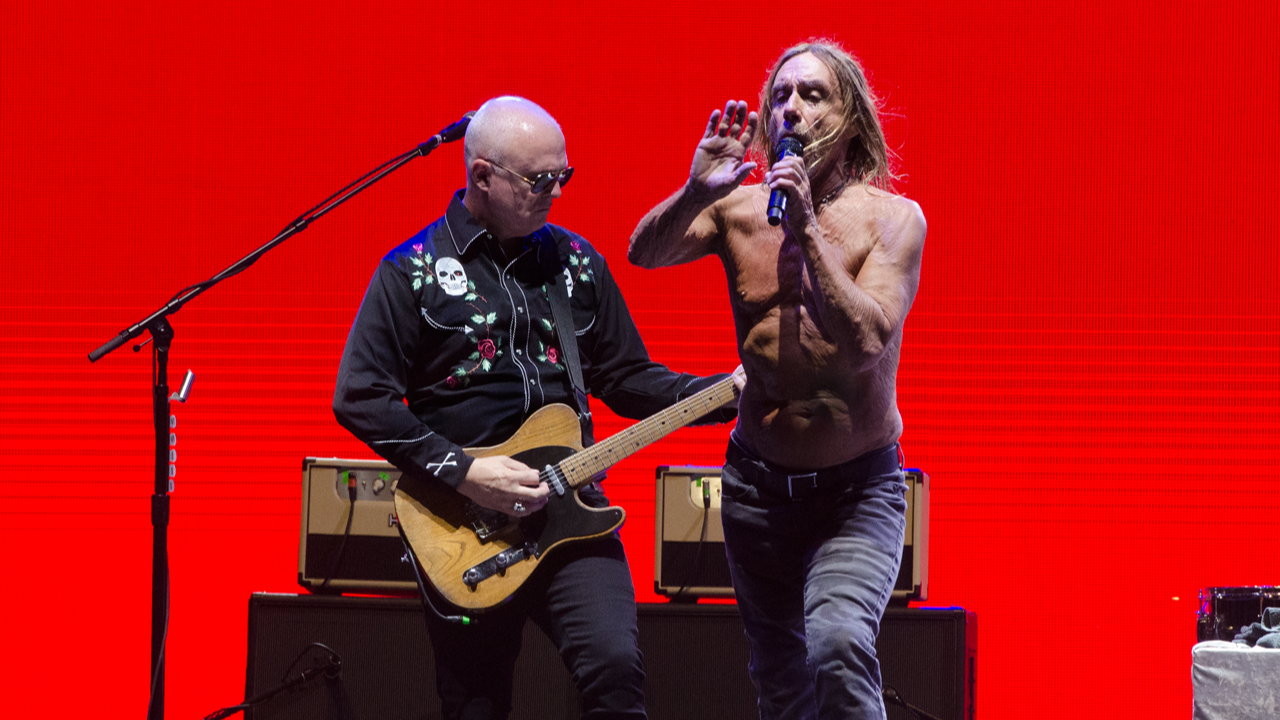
[245,594,973,720]
[655,466,930,601]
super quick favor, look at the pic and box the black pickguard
[508,445,624,555]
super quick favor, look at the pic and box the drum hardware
[1197,586,1280,642]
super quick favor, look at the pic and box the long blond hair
[754,40,897,191]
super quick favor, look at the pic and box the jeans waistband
[726,437,901,501]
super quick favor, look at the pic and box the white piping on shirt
[369,431,435,446]
[421,307,472,335]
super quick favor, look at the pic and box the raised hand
[457,455,549,517]
[689,100,760,199]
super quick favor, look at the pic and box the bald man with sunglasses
[334,96,737,720]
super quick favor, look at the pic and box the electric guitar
[393,375,737,611]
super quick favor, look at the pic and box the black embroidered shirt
[333,191,732,490]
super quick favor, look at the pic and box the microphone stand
[86,113,473,720]
[203,653,343,720]
[882,684,945,720]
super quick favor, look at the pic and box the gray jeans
[721,439,907,720]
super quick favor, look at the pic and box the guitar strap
[537,229,596,448]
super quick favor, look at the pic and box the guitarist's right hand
[457,456,549,517]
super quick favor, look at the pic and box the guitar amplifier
[655,466,929,601]
[298,457,418,594]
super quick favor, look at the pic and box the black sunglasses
[487,159,574,194]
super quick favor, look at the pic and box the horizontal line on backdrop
[9,493,300,500]
[3,510,298,517]
[901,342,1280,351]
[898,369,1280,378]
[910,312,1280,320]
[938,516,1280,527]
[898,398,1280,407]
[906,326,1280,335]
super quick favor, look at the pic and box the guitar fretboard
[557,376,738,488]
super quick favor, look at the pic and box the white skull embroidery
[563,267,575,298]
[436,257,468,296]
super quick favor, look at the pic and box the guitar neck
[557,376,738,489]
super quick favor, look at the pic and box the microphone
[418,111,476,155]
[766,136,805,226]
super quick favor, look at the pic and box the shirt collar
[444,190,492,256]
[444,189,548,258]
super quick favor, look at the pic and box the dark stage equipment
[243,593,974,720]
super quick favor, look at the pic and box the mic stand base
[204,659,341,720]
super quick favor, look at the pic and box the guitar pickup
[462,543,538,590]
[543,465,568,496]
[466,504,511,543]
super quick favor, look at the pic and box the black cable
[202,643,344,720]
[396,520,475,625]
[318,471,358,591]
[277,642,343,685]
[671,476,713,600]
[882,683,945,720]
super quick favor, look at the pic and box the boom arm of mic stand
[88,112,473,363]
[85,150,382,363]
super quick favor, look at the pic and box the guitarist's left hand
[723,364,746,409]
[457,455,550,517]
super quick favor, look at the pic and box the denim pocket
[719,463,759,503]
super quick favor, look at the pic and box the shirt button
[518,307,524,314]
[516,349,522,355]
[529,379,536,385]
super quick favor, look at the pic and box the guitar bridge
[462,542,538,590]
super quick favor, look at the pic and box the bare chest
[720,193,875,319]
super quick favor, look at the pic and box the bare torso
[716,183,921,468]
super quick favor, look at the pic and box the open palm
[690,100,760,196]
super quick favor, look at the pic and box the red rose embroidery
[570,241,581,252]
[446,376,457,387]
[478,339,496,360]
[546,347,558,364]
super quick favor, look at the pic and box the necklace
[814,181,847,210]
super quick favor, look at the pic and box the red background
[2,1,1277,718]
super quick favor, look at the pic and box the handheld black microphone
[418,111,476,155]
[766,136,805,226]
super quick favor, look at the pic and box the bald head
[461,96,570,242]
[464,96,563,167]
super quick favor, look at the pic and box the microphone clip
[418,111,477,156]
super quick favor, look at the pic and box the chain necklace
[814,180,847,210]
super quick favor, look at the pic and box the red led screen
[1,2,1277,718]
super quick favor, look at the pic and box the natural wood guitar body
[393,377,737,611]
